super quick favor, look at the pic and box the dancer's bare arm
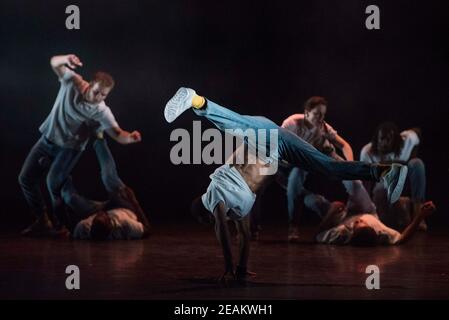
[213,202,235,279]
[235,216,256,280]
[50,54,82,78]
[397,201,435,244]
[333,134,354,161]
[105,127,142,145]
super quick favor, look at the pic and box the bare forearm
[234,218,257,280]
[398,201,436,244]
[50,55,69,68]
[333,135,354,161]
[342,144,354,161]
[215,224,234,271]
[237,219,251,268]
[106,127,141,145]
[115,131,136,144]
[214,206,234,272]
[398,216,423,244]
[50,54,82,78]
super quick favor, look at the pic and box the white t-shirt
[316,213,401,245]
[39,69,118,150]
[281,114,338,154]
[360,130,420,163]
[73,208,144,240]
[201,164,256,220]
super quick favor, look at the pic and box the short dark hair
[90,211,113,240]
[190,196,214,225]
[304,96,328,112]
[91,71,115,89]
[351,226,378,246]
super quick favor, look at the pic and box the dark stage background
[1,0,448,229]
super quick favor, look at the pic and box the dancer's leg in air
[165,87,407,203]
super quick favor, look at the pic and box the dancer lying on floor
[62,137,151,240]
[314,182,435,245]
[165,87,408,279]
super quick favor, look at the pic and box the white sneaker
[164,87,196,123]
[381,164,408,204]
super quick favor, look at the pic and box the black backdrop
[1,0,448,228]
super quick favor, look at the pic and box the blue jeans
[373,157,426,217]
[194,99,379,180]
[18,136,82,225]
[61,139,126,226]
[286,161,376,222]
[297,178,377,219]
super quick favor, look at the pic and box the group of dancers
[18,54,435,281]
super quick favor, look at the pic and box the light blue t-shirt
[39,70,118,150]
[201,164,256,220]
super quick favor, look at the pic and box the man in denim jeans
[18,54,142,236]
[279,96,372,242]
[165,87,408,279]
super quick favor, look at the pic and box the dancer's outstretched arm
[235,216,256,280]
[333,134,354,161]
[50,54,82,78]
[51,54,141,145]
[105,127,142,145]
[214,202,235,280]
[397,201,435,244]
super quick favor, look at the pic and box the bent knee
[46,174,65,193]
[18,172,27,187]
[407,158,425,171]
[304,194,327,208]
[18,171,36,188]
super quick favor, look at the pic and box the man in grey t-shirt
[18,54,142,236]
